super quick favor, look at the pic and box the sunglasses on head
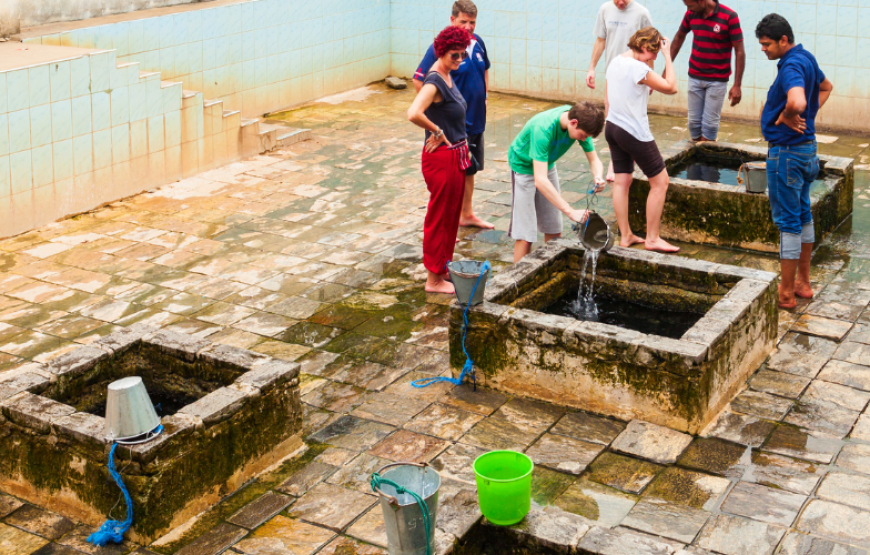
[450,51,469,61]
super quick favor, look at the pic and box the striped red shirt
[679,1,743,82]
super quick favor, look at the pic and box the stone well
[628,141,854,252]
[449,241,778,434]
[0,325,303,543]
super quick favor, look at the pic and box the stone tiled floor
[2,83,870,555]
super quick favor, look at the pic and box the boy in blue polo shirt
[756,14,833,309]
[414,0,492,230]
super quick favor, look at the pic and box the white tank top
[605,55,654,142]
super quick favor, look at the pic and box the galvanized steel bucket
[575,212,615,253]
[739,162,768,193]
[373,462,441,555]
[447,260,490,307]
[105,377,161,443]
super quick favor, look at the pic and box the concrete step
[258,122,312,148]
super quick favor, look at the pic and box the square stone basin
[449,241,778,433]
[628,141,854,252]
[0,325,303,543]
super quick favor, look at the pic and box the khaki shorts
[509,167,562,243]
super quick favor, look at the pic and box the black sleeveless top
[423,71,467,145]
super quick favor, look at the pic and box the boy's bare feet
[777,283,799,309]
[619,234,645,248]
[794,281,814,299]
[645,238,680,253]
[460,214,495,229]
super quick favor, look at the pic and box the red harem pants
[421,142,468,274]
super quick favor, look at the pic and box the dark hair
[452,0,477,17]
[755,14,794,44]
[568,101,605,137]
[434,25,472,58]
[627,27,663,54]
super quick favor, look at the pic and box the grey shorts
[509,168,562,243]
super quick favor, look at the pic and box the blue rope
[371,472,432,555]
[413,260,490,391]
[87,443,133,546]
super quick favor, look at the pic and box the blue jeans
[687,77,728,141]
[767,141,819,259]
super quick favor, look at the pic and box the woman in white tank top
[604,27,681,253]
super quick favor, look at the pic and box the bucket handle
[372,462,429,507]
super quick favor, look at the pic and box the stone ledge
[235,360,299,391]
[0,368,51,402]
[144,329,212,362]
[95,324,158,355]
[45,345,109,378]
[0,391,76,434]
[199,343,270,372]
[53,412,107,446]
[178,386,247,426]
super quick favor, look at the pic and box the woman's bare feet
[794,281,814,299]
[459,214,495,229]
[426,273,455,294]
[645,238,680,253]
[619,234,645,248]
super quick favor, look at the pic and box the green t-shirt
[508,105,595,175]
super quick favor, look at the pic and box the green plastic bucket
[472,451,534,526]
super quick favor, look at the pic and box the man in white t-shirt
[586,0,653,181]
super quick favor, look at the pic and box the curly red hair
[433,26,472,58]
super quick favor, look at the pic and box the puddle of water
[670,160,743,185]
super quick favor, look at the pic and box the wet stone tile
[611,420,693,465]
[768,333,839,378]
[836,443,870,475]
[730,390,794,420]
[0,494,23,518]
[793,315,854,341]
[852,414,870,442]
[696,514,786,555]
[676,437,747,478]
[331,360,409,392]
[803,380,870,411]
[622,498,711,544]
[720,482,806,526]
[403,403,483,441]
[587,451,664,494]
[577,526,683,555]
[833,342,870,367]
[550,411,626,445]
[525,433,604,475]
[174,523,248,555]
[350,392,431,426]
[459,415,540,453]
[301,381,368,413]
[554,479,638,528]
[818,360,870,393]
[762,425,842,464]
[278,462,339,497]
[806,301,864,323]
[748,452,825,495]
[783,398,860,438]
[4,505,76,540]
[493,397,564,433]
[314,447,358,467]
[530,466,576,506]
[750,369,812,399]
[325,453,391,494]
[308,415,394,452]
[817,471,870,512]
[279,322,344,348]
[318,536,386,555]
[436,385,507,415]
[643,467,730,511]
[288,484,376,532]
[345,507,387,548]
[227,492,294,529]
[704,411,777,447]
[368,429,450,464]
[0,523,48,555]
[235,515,334,555]
[251,340,311,361]
[778,531,869,555]
[430,443,487,486]
[797,500,870,546]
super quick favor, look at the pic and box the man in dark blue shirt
[756,14,833,309]
[414,0,493,230]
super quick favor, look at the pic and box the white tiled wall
[390,0,870,129]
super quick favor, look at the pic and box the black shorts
[604,121,666,178]
[467,132,485,176]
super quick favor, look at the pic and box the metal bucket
[575,212,615,253]
[447,260,490,307]
[739,162,768,193]
[373,463,441,555]
[105,377,161,443]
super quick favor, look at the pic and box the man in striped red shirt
[669,0,746,142]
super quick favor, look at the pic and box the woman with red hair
[408,26,473,294]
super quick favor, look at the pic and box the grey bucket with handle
[447,260,490,307]
[373,462,441,555]
[739,161,768,193]
[574,212,615,253]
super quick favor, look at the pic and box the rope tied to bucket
[370,472,433,555]
[87,443,133,546]
[412,260,491,391]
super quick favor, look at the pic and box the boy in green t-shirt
[508,101,606,262]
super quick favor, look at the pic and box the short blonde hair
[628,27,663,53]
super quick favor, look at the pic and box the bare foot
[645,238,681,253]
[778,297,797,310]
[619,234,646,247]
[426,279,455,294]
[459,214,496,229]
[795,282,814,299]
[440,272,452,283]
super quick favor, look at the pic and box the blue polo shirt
[414,34,491,135]
[761,44,826,146]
